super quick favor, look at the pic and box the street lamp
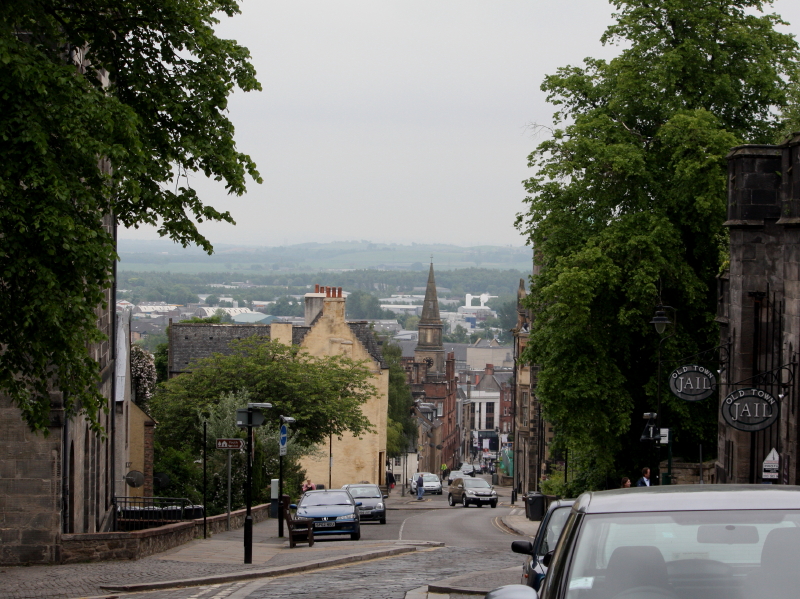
[278,415,295,537]
[239,402,271,563]
[648,306,675,485]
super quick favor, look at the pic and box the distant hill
[117,239,533,273]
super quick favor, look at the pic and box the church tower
[414,262,444,373]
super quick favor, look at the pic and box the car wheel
[490,500,497,508]
[351,530,361,541]
[462,495,469,508]
[379,517,386,524]
[448,494,455,506]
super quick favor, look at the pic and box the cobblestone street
[119,547,515,599]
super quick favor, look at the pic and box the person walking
[416,473,425,501]
[636,468,651,487]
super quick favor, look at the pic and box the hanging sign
[669,365,717,401]
[721,388,779,432]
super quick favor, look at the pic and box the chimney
[485,364,494,376]
[304,283,326,325]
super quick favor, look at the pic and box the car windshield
[539,506,572,556]
[450,471,463,477]
[347,486,381,498]
[301,493,352,507]
[564,510,800,599]
[464,479,490,488]
[423,475,439,482]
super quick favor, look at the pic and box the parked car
[292,489,362,540]
[511,499,575,590]
[448,476,497,507]
[488,485,800,599]
[342,483,387,524]
[410,472,443,495]
[447,470,465,484]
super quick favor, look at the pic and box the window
[486,403,495,414]
[437,403,443,417]
[486,416,494,429]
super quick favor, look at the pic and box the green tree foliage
[150,337,377,454]
[516,0,798,487]
[155,390,309,513]
[444,324,470,343]
[345,290,397,320]
[268,296,304,317]
[381,343,417,455]
[1,1,260,433]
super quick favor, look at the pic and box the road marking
[492,516,519,536]
[398,510,429,541]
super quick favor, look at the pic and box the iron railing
[113,496,202,531]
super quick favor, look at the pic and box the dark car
[459,463,477,477]
[342,483,387,524]
[448,476,498,507]
[293,489,361,540]
[447,470,465,484]
[511,499,575,590]
[488,485,800,599]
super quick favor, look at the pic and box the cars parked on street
[511,499,575,590]
[448,476,497,507]
[410,472,443,495]
[459,463,476,477]
[487,485,800,599]
[292,489,362,540]
[342,483,387,524]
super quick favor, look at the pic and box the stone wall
[60,503,270,563]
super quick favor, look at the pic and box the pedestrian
[387,471,396,494]
[301,479,316,493]
[621,477,631,488]
[416,473,425,501]
[636,468,651,487]
[440,463,447,481]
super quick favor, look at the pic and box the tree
[516,0,798,488]
[1,2,261,433]
[129,345,156,409]
[149,337,377,454]
[381,342,417,455]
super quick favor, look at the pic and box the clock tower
[414,262,444,373]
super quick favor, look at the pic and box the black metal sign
[721,388,779,432]
[669,364,716,401]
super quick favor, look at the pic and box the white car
[410,473,443,495]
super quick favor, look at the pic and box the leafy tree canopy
[517,0,798,486]
[150,337,377,453]
[1,1,260,433]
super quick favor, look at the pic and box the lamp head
[280,416,296,424]
[650,309,671,334]
[248,402,273,409]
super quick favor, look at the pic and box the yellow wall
[126,402,153,498]
[298,297,389,489]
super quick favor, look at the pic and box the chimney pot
[315,284,320,293]
[338,287,343,298]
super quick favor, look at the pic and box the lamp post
[237,402,271,564]
[278,415,295,538]
[649,306,676,485]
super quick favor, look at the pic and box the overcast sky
[120,1,800,248]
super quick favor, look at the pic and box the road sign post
[278,423,288,538]
[216,439,244,531]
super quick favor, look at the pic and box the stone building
[716,136,800,485]
[402,264,460,470]
[168,285,389,489]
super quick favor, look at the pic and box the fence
[113,496,202,531]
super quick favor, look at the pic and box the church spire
[420,262,440,324]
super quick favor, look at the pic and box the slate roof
[348,321,387,369]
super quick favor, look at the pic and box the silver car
[411,473,443,495]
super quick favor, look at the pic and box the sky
[120,1,800,248]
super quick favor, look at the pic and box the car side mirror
[542,550,554,568]
[511,540,535,555]
[355,501,363,507]
[458,484,463,489]
[383,495,389,499]
[290,504,297,509]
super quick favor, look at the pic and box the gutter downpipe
[110,217,117,529]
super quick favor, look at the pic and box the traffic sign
[763,448,779,480]
[216,438,244,450]
[660,428,669,444]
[279,424,288,456]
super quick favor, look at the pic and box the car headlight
[466,490,476,495]
[375,503,384,510]
[336,513,356,520]
[491,490,497,495]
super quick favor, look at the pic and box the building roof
[232,312,274,324]
[419,263,441,324]
[348,321,387,369]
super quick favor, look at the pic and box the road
[119,476,522,599]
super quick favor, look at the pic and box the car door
[451,478,464,502]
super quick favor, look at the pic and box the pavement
[0,485,542,599]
